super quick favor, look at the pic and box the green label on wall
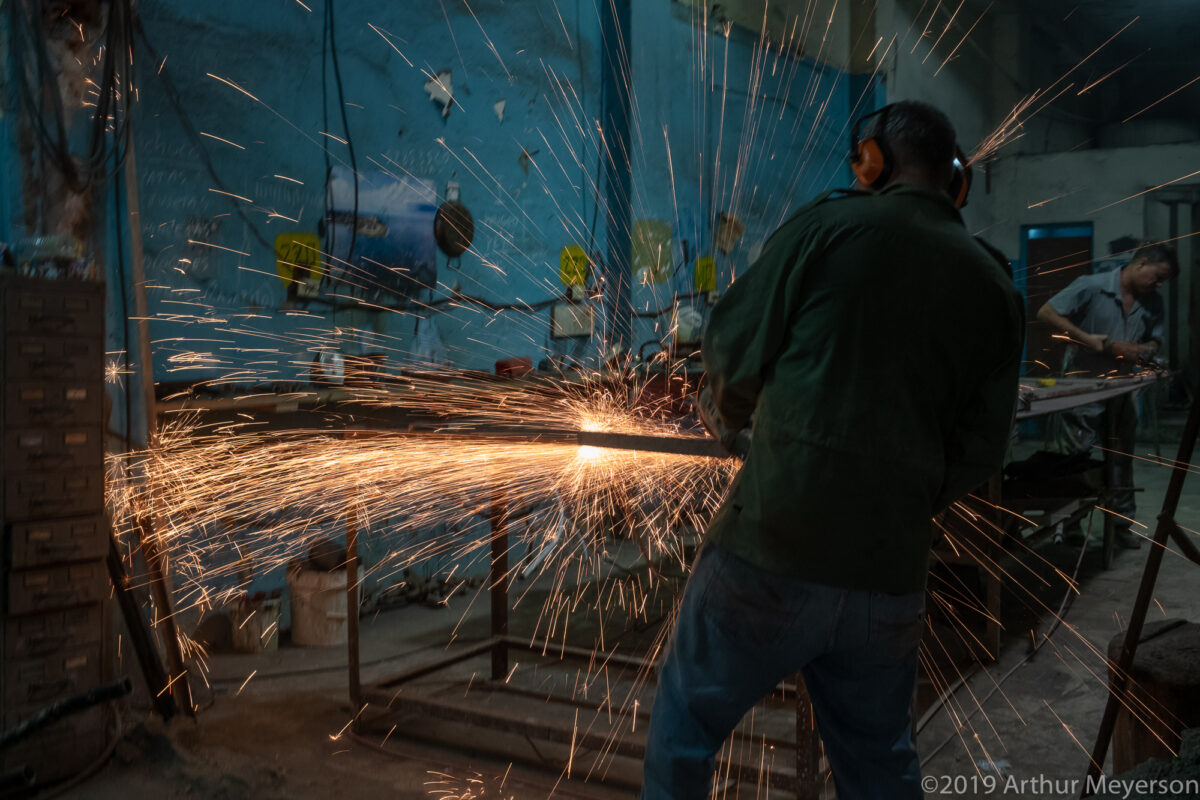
[631,219,673,284]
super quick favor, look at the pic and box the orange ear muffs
[852,138,887,188]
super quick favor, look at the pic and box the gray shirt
[1048,268,1164,376]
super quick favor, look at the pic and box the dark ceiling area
[1018,0,1200,134]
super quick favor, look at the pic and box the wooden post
[136,511,193,715]
[124,143,194,716]
[106,534,176,720]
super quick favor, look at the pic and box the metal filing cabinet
[1,274,111,784]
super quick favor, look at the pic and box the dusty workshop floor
[52,426,1200,800]
[917,426,1200,800]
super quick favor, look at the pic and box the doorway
[1020,223,1094,377]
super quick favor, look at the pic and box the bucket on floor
[231,595,281,653]
[286,565,361,646]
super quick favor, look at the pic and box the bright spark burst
[74,0,1196,791]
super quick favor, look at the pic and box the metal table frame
[937,373,1164,659]
[345,486,824,796]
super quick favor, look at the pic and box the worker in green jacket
[642,101,1025,799]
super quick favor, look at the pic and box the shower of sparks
[971,16,1140,165]
[108,377,737,624]
[52,0,1196,793]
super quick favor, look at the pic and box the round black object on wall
[434,200,475,257]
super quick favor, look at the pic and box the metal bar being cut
[356,425,730,459]
[575,430,729,459]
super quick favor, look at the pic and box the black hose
[0,678,133,751]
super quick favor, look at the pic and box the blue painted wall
[628,2,852,350]
[124,1,854,387]
[105,1,860,598]
[129,0,607,386]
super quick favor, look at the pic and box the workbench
[936,371,1165,660]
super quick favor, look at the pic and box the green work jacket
[702,184,1024,594]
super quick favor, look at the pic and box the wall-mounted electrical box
[551,303,594,338]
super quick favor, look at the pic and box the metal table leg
[489,491,509,681]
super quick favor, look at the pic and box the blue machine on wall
[325,166,439,302]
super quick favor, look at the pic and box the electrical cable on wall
[8,0,135,197]
[322,0,359,267]
[320,0,334,263]
[300,285,566,315]
[631,290,709,318]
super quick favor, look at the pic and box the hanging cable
[324,0,359,265]
[7,0,136,195]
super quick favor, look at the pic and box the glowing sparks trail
[80,1,1197,792]
[109,380,737,620]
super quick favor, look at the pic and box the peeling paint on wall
[424,70,455,118]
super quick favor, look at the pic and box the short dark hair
[1131,242,1179,278]
[862,100,957,185]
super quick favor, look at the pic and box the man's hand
[1037,303,1111,354]
[1108,341,1151,361]
[1080,332,1107,353]
[696,387,751,460]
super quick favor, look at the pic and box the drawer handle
[35,542,84,555]
[33,589,83,604]
[31,313,78,325]
[23,634,70,654]
[28,404,75,416]
[27,453,70,463]
[30,362,77,377]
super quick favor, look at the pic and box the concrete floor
[56,429,1200,799]
[918,431,1200,799]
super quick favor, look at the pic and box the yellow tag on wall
[560,244,589,286]
[694,255,716,292]
[274,233,322,297]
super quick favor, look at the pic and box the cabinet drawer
[3,381,103,428]
[4,644,103,709]
[4,603,104,659]
[8,517,107,568]
[4,282,103,337]
[4,337,103,381]
[7,562,107,616]
[3,427,103,473]
[4,470,104,521]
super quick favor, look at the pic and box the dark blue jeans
[642,542,925,800]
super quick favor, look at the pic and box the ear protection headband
[849,104,974,208]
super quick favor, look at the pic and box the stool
[1107,619,1200,773]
